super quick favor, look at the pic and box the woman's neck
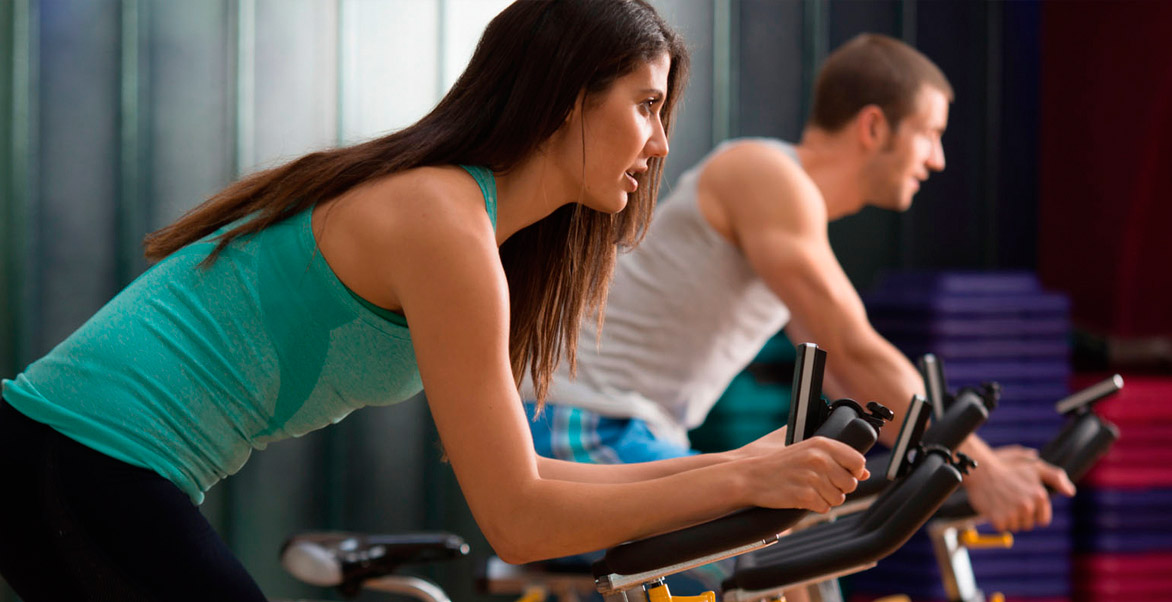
[490,150,580,246]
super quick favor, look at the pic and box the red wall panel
[1039,1,1172,336]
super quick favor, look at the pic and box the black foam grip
[920,390,989,450]
[1057,418,1119,483]
[1040,413,1094,467]
[814,406,857,445]
[1040,412,1117,472]
[848,397,983,505]
[836,415,880,454]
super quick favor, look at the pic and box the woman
[0,1,866,600]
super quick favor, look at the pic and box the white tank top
[527,139,795,446]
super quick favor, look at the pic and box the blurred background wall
[1,1,1168,600]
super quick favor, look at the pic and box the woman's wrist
[721,453,758,508]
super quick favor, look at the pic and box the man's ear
[855,105,890,151]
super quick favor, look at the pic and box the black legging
[0,398,267,601]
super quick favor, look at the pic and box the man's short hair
[809,33,953,132]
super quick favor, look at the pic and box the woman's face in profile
[551,52,672,215]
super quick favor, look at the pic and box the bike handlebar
[593,403,884,579]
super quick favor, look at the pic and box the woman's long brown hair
[143,0,689,404]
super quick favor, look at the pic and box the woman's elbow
[477,509,555,565]
[482,525,546,565]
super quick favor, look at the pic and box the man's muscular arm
[697,141,920,443]
[697,140,1074,532]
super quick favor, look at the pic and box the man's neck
[793,128,868,221]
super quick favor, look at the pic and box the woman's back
[2,165,498,504]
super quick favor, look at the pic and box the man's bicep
[741,225,870,350]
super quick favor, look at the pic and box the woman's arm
[534,425,793,483]
[344,172,868,565]
[535,451,733,483]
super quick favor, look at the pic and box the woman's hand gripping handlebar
[592,344,890,585]
[593,403,886,582]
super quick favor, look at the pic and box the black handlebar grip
[1053,414,1119,483]
[920,389,990,451]
[817,402,884,453]
[1041,411,1109,468]
[835,416,880,455]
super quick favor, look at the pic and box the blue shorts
[523,402,697,463]
[522,402,727,592]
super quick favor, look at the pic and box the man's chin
[892,186,920,211]
[868,194,915,212]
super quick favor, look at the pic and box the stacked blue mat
[849,270,1074,602]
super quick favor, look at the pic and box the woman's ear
[565,89,587,124]
[543,90,588,155]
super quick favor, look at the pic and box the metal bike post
[928,522,984,602]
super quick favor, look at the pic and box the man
[525,33,1074,538]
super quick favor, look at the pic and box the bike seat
[281,531,469,592]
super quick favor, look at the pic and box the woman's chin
[581,194,628,215]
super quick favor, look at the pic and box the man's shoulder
[704,139,808,189]
[711,137,797,164]
[701,139,821,222]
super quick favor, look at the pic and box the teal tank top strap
[458,165,498,231]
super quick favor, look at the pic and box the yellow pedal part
[515,586,547,602]
[990,593,1006,602]
[959,527,1013,549]
[646,583,716,602]
[871,596,911,602]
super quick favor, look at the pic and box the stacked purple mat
[849,270,1073,602]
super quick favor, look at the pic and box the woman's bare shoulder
[315,166,493,261]
[345,165,489,234]
[312,165,501,310]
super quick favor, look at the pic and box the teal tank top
[1,165,497,504]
